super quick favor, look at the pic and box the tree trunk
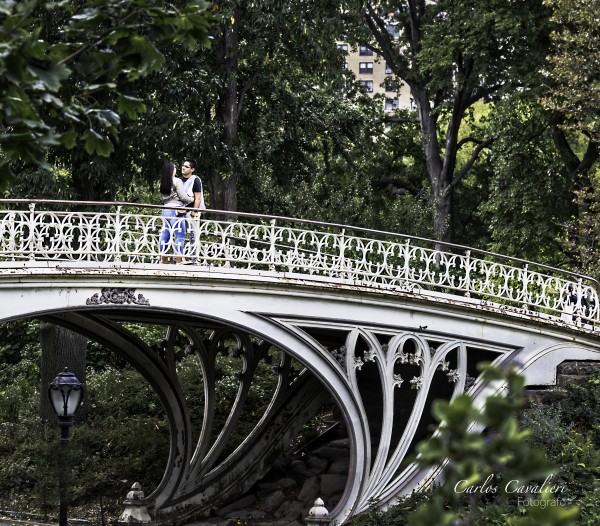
[412,85,454,244]
[433,181,453,246]
[208,167,238,212]
[39,321,88,425]
[209,3,243,213]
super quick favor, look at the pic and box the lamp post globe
[48,367,85,424]
[48,367,84,526]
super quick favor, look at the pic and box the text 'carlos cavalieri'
[454,474,567,495]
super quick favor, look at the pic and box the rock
[290,459,311,477]
[215,494,256,517]
[327,438,350,448]
[557,374,595,386]
[279,477,298,489]
[275,500,306,521]
[311,445,348,460]
[307,456,329,474]
[556,360,600,375]
[225,510,267,520]
[297,476,320,504]
[320,474,347,497]
[327,458,349,475]
[256,520,301,526]
[185,520,232,526]
[263,490,287,511]
[256,481,283,498]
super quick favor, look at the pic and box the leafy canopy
[0,0,215,183]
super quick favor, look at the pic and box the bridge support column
[306,498,331,526]
[118,483,152,525]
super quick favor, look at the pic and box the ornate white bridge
[1,200,599,525]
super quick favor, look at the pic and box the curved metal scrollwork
[285,320,513,514]
[25,301,600,525]
[43,310,330,522]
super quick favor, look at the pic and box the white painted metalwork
[1,199,597,327]
[1,267,600,524]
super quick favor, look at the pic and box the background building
[339,42,413,111]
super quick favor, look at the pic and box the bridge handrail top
[0,198,597,288]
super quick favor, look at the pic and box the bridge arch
[2,264,600,523]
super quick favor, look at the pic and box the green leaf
[82,129,114,156]
[61,129,77,149]
[120,36,164,80]
[408,496,457,526]
[27,63,71,92]
[117,94,147,119]
[433,395,476,429]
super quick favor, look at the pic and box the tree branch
[445,136,496,196]
[237,69,259,120]
[373,116,420,125]
[466,83,504,107]
[364,4,412,79]
[372,176,422,197]
[550,125,580,173]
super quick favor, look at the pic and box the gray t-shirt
[161,177,188,208]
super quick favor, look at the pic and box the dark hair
[185,159,197,170]
[160,161,175,195]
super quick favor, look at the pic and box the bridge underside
[1,268,600,524]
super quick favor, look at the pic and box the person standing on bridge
[181,159,205,261]
[561,284,578,322]
[159,161,189,264]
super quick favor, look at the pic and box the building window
[359,80,374,93]
[359,46,373,56]
[359,62,374,74]
[386,24,400,38]
[385,98,400,111]
[338,43,349,53]
[385,62,393,74]
[385,77,399,92]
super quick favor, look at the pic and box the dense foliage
[349,367,600,526]
[0,0,214,187]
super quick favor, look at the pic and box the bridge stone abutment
[1,263,600,524]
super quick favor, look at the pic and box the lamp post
[48,368,85,526]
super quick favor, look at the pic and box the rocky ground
[188,435,350,526]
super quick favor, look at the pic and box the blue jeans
[159,209,186,257]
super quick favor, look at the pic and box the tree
[543,0,600,143]
[125,0,354,212]
[0,0,214,188]
[542,0,600,272]
[471,0,600,268]
[479,98,576,265]
[198,0,351,212]
[343,0,553,243]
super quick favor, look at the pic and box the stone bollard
[118,482,152,524]
[305,497,331,525]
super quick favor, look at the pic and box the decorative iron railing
[0,199,598,327]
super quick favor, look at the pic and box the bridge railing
[0,200,598,327]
